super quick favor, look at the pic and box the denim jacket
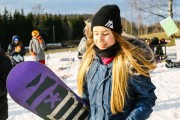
[82,56,157,120]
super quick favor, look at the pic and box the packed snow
[7,46,180,120]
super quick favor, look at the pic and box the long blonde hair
[77,22,156,114]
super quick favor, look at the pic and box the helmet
[31,30,39,37]
[12,35,20,42]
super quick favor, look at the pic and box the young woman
[7,35,26,67]
[77,4,157,120]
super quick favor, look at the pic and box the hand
[15,46,21,52]
[38,39,43,43]
[30,52,36,56]
[37,36,43,43]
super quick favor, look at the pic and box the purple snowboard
[7,61,88,120]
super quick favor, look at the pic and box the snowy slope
[8,46,180,120]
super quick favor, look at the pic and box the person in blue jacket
[77,4,157,120]
[7,35,26,67]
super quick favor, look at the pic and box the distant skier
[29,30,46,64]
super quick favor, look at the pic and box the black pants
[0,95,8,120]
[155,46,164,55]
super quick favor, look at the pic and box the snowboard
[7,61,89,120]
[165,60,180,68]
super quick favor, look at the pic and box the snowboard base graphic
[165,60,180,68]
[7,61,88,120]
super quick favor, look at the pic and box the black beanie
[91,4,122,34]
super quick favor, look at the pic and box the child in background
[7,35,26,67]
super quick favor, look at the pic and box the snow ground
[7,46,180,120]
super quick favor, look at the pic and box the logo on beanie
[105,20,113,29]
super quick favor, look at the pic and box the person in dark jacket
[77,4,157,120]
[149,37,165,55]
[0,47,12,120]
[77,21,91,59]
[7,35,26,67]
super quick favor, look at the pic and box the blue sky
[0,0,130,15]
[0,0,180,25]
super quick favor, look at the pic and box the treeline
[1,8,180,50]
[0,8,92,50]
[122,18,180,36]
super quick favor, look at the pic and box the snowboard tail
[7,61,88,120]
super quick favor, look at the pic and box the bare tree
[168,0,173,18]
[31,4,44,14]
[127,0,174,19]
